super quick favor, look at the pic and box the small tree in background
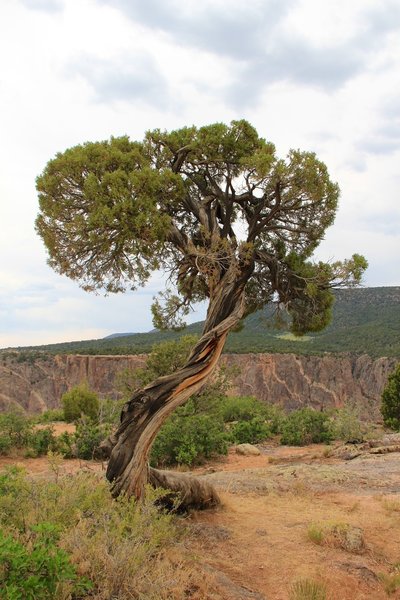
[381,364,400,430]
[61,384,99,422]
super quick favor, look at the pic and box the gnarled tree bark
[98,266,250,508]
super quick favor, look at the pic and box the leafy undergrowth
[0,466,215,599]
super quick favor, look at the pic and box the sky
[1,0,399,348]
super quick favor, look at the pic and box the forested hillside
[4,287,400,358]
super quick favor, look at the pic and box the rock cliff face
[220,354,397,420]
[0,353,397,420]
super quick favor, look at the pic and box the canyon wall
[0,353,398,420]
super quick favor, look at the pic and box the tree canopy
[35,120,368,501]
[36,120,367,337]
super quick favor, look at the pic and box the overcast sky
[1,0,399,348]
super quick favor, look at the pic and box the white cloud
[0,0,399,347]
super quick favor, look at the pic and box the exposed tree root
[149,467,221,510]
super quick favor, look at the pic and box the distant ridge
[103,332,135,340]
[3,287,400,358]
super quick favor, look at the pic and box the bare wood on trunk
[101,267,249,504]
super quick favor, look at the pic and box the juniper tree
[36,120,367,504]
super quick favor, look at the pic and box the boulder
[236,444,261,456]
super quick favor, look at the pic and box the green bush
[97,396,126,426]
[34,409,65,424]
[27,427,58,457]
[280,408,333,446]
[0,523,92,599]
[0,409,32,448]
[229,417,272,444]
[220,395,268,422]
[381,364,400,430]
[220,396,285,433]
[74,418,112,460]
[0,434,12,456]
[55,431,75,458]
[151,400,228,467]
[330,406,364,442]
[61,384,99,422]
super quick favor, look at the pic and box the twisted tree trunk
[98,268,248,508]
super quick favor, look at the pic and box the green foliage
[229,417,272,444]
[0,524,92,599]
[34,409,64,424]
[117,335,198,394]
[35,136,179,294]
[0,409,74,458]
[54,432,75,458]
[61,384,99,422]
[36,120,366,336]
[220,395,268,422]
[97,396,126,426]
[381,364,400,430]
[145,335,198,378]
[280,408,333,446]
[0,409,32,449]
[151,398,228,467]
[74,418,112,460]
[0,468,182,599]
[13,350,50,364]
[0,434,12,455]
[27,427,58,457]
[330,406,364,442]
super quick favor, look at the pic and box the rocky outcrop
[220,353,398,420]
[0,354,146,413]
[0,352,397,420]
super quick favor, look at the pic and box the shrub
[27,427,58,457]
[289,578,327,600]
[220,396,285,433]
[379,572,400,595]
[55,431,75,458]
[74,418,112,460]
[381,364,400,430]
[0,524,92,599]
[307,523,324,545]
[280,408,333,446]
[229,417,272,444]
[151,401,228,467]
[0,409,32,448]
[0,434,12,456]
[34,409,65,423]
[220,395,268,422]
[97,396,126,426]
[61,384,99,422]
[330,406,364,442]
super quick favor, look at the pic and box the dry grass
[381,497,400,514]
[307,521,366,554]
[289,578,327,600]
[0,466,219,599]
